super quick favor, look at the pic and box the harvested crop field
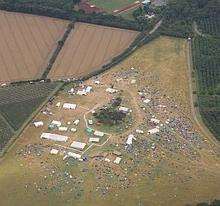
[48,22,139,80]
[0,10,68,83]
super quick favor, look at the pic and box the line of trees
[41,21,75,79]
[0,2,143,31]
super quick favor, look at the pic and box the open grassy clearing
[118,6,136,20]
[0,36,220,206]
[89,0,137,12]
[48,22,139,80]
[0,10,68,83]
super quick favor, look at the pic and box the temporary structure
[41,133,68,142]
[114,157,122,164]
[74,119,80,125]
[148,128,159,134]
[94,130,104,137]
[67,152,81,160]
[119,106,130,113]
[126,134,136,145]
[150,118,160,124]
[63,103,77,110]
[51,120,62,127]
[106,88,118,94]
[33,121,44,127]
[50,149,59,155]
[58,126,68,132]
[143,99,150,104]
[89,137,100,143]
[70,141,86,150]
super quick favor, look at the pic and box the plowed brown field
[48,22,139,80]
[0,10,68,83]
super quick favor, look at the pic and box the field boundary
[0,82,64,158]
[0,3,142,31]
[40,21,75,79]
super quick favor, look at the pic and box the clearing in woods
[48,22,139,80]
[0,36,220,206]
[89,0,137,12]
[0,10,68,83]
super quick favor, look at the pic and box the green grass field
[89,0,136,12]
[119,7,136,20]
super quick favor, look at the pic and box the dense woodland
[160,0,220,37]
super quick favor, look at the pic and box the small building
[106,88,118,94]
[41,133,68,142]
[63,103,77,110]
[114,157,122,164]
[33,121,44,128]
[119,106,130,113]
[148,128,159,134]
[70,141,86,150]
[94,130,104,137]
[50,148,59,155]
[89,137,100,143]
[51,120,62,127]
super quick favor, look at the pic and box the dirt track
[48,22,139,80]
[0,10,68,83]
[113,2,141,15]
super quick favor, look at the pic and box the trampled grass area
[0,37,220,206]
[89,0,136,12]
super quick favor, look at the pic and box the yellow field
[0,36,220,206]
[0,10,68,83]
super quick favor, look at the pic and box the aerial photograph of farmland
[0,1,219,206]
